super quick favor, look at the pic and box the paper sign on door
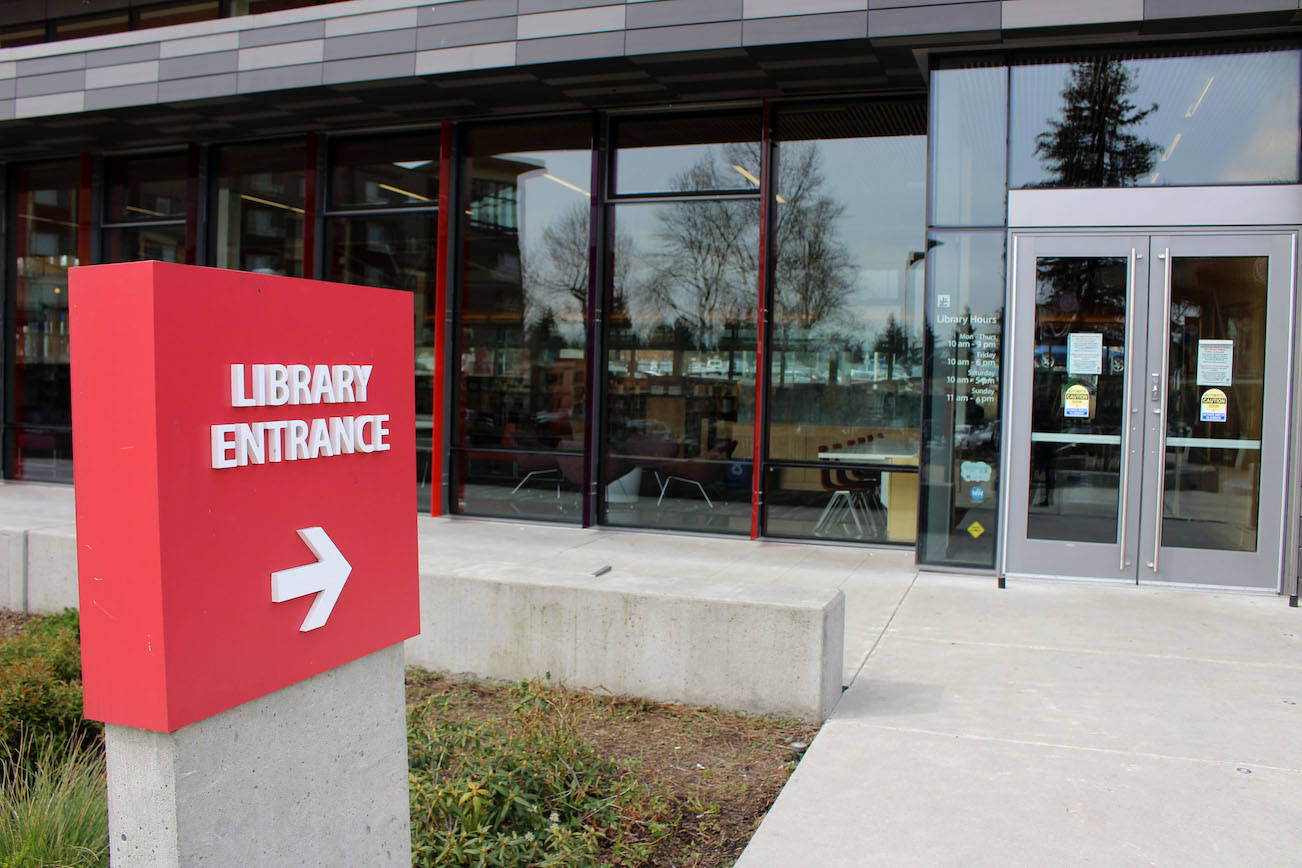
[1197,340,1233,387]
[1067,333,1103,376]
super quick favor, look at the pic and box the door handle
[1149,248,1172,572]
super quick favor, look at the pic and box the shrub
[0,733,109,868]
[0,609,101,764]
[408,680,666,868]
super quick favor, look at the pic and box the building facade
[2,0,1300,592]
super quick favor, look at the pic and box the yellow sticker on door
[1063,383,1090,418]
[967,521,985,539]
[1200,388,1227,422]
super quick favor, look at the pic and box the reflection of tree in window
[1034,59,1161,188]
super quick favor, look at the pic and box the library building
[2,0,1300,592]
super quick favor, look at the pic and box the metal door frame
[1000,227,1299,592]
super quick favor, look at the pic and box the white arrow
[271,527,352,632]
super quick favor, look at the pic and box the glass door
[1138,234,1294,588]
[1005,235,1148,581]
[1004,232,1296,590]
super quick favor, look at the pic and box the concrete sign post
[69,261,419,865]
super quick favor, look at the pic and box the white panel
[517,6,626,40]
[414,41,516,75]
[0,62,15,80]
[325,8,420,37]
[160,32,240,58]
[238,40,325,71]
[15,91,84,118]
[1001,0,1141,29]
[86,61,160,89]
[1010,186,1302,228]
[744,0,867,17]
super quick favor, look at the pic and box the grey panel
[1144,0,1296,17]
[0,100,12,121]
[238,21,326,49]
[158,51,238,80]
[743,11,869,44]
[418,0,519,26]
[0,80,12,99]
[868,1,1000,36]
[628,0,744,28]
[84,82,157,111]
[625,20,743,54]
[520,0,613,11]
[515,30,625,64]
[324,29,419,61]
[158,74,239,104]
[323,53,417,85]
[17,54,86,76]
[416,17,518,50]
[16,69,85,98]
[237,65,324,94]
[85,43,161,69]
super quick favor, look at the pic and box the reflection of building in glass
[0,3,1298,586]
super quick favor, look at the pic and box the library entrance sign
[70,261,419,733]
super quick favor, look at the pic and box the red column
[430,120,453,516]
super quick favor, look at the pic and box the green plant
[407,679,669,868]
[0,610,101,762]
[0,732,109,868]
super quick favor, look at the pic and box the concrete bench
[406,562,844,722]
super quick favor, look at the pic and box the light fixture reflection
[542,173,588,196]
[378,183,432,202]
[732,164,760,186]
[240,193,305,214]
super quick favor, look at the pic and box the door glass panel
[1162,256,1266,551]
[1027,256,1128,542]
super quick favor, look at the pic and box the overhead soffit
[0,41,924,162]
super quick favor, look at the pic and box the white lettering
[211,424,239,469]
[354,365,372,402]
[290,365,312,405]
[310,365,336,404]
[308,418,331,459]
[329,416,356,454]
[237,422,266,465]
[373,414,390,452]
[268,364,290,406]
[288,419,310,460]
[334,366,356,402]
[356,415,376,453]
[231,365,255,407]
[263,420,288,462]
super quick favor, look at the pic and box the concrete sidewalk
[737,573,1302,866]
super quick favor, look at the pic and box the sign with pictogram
[70,262,419,732]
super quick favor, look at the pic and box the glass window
[54,14,129,40]
[917,230,1005,568]
[1,23,47,48]
[106,152,189,222]
[103,152,190,265]
[212,140,306,277]
[452,119,592,522]
[614,114,760,195]
[136,1,221,28]
[930,65,1007,226]
[324,132,439,511]
[1011,49,1300,188]
[5,162,79,482]
[763,104,927,545]
[603,196,758,534]
[329,135,439,210]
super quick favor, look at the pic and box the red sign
[70,262,419,732]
